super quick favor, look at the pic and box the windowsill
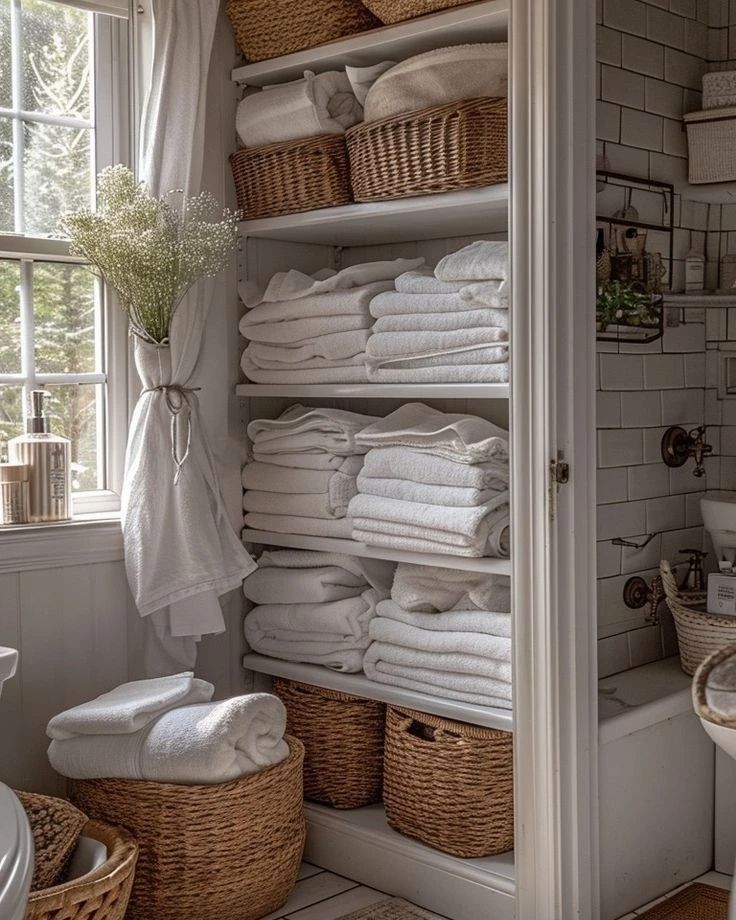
[0,513,124,574]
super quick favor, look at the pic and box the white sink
[0,648,18,692]
[701,491,736,564]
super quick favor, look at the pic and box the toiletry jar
[0,464,30,525]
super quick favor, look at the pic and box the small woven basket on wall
[14,790,87,890]
[660,560,736,676]
[72,737,306,920]
[231,135,353,221]
[345,97,508,202]
[383,706,514,858]
[274,678,385,809]
[26,819,138,920]
[226,0,380,63]
[362,0,475,24]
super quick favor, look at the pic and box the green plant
[596,280,659,332]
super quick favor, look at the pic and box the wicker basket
[26,819,138,920]
[692,642,736,727]
[684,107,736,184]
[226,0,380,63]
[231,134,353,221]
[383,706,513,858]
[274,678,384,809]
[703,70,736,109]
[661,560,736,675]
[14,790,87,890]
[345,97,507,202]
[362,0,475,23]
[71,737,306,920]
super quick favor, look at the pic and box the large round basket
[383,706,513,858]
[14,789,87,890]
[361,0,475,24]
[274,678,385,809]
[660,560,736,676]
[230,135,353,221]
[26,819,138,920]
[71,737,305,920]
[225,0,380,63]
[345,97,508,202]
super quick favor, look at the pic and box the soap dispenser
[8,391,72,523]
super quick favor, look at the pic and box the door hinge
[551,457,570,485]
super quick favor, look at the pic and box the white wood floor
[616,871,732,918]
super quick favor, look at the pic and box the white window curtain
[122,0,256,676]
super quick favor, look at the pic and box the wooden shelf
[236,383,510,399]
[242,529,512,574]
[303,803,515,920]
[231,0,509,86]
[238,184,509,246]
[244,653,513,731]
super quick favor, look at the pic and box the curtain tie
[142,384,201,485]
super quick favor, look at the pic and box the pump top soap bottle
[9,390,72,523]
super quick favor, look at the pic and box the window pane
[21,0,92,120]
[34,262,97,374]
[0,117,13,233]
[0,386,24,461]
[23,120,92,236]
[44,383,103,492]
[0,260,21,374]
[0,0,11,109]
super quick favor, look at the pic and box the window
[0,0,130,513]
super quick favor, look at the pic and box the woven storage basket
[660,560,736,676]
[703,70,736,109]
[14,790,87,890]
[231,135,353,221]
[345,97,507,202]
[684,107,736,184]
[274,678,385,809]
[226,0,380,63]
[362,0,474,23]
[692,642,736,727]
[71,737,306,920]
[383,706,513,858]
[26,819,138,920]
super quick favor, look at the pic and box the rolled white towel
[345,60,396,105]
[47,672,214,741]
[48,694,289,784]
[435,240,509,282]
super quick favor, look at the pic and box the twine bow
[142,384,201,485]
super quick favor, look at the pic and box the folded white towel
[356,473,498,508]
[363,644,511,707]
[355,403,508,464]
[370,614,511,663]
[377,599,511,637]
[366,330,508,362]
[346,61,396,105]
[243,313,371,345]
[460,280,510,307]
[391,563,511,613]
[244,512,354,539]
[48,694,289,783]
[368,346,509,369]
[251,451,364,473]
[243,489,349,519]
[242,361,370,384]
[241,463,358,515]
[369,290,505,319]
[247,258,424,307]
[245,330,371,368]
[394,269,466,294]
[372,309,508,334]
[249,405,376,456]
[47,672,214,741]
[362,447,508,490]
[240,281,394,330]
[236,70,362,148]
[353,528,501,558]
[366,363,510,383]
[435,240,509,282]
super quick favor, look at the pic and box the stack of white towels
[366,241,510,383]
[239,258,423,384]
[243,404,378,539]
[364,563,512,709]
[243,550,395,672]
[347,402,510,558]
[47,672,289,783]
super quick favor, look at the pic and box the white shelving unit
[236,383,510,399]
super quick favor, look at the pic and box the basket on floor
[231,135,353,221]
[226,0,380,63]
[661,560,736,676]
[383,706,513,858]
[14,789,87,890]
[362,0,475,23]
[71,737,305,920]
[26,819,138,920]
[274,678,385,809]
[345,97,507,202]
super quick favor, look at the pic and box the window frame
[0,2,131,515]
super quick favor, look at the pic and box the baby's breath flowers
[62,165,237,345]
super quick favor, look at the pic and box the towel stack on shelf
[363,563,512,708]
[239,258,423,384]
[365,240,510,383]
[243,550,395,672]
[348,402,510,557]
[243,404,377,538]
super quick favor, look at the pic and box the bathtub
[599,656,715,920]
